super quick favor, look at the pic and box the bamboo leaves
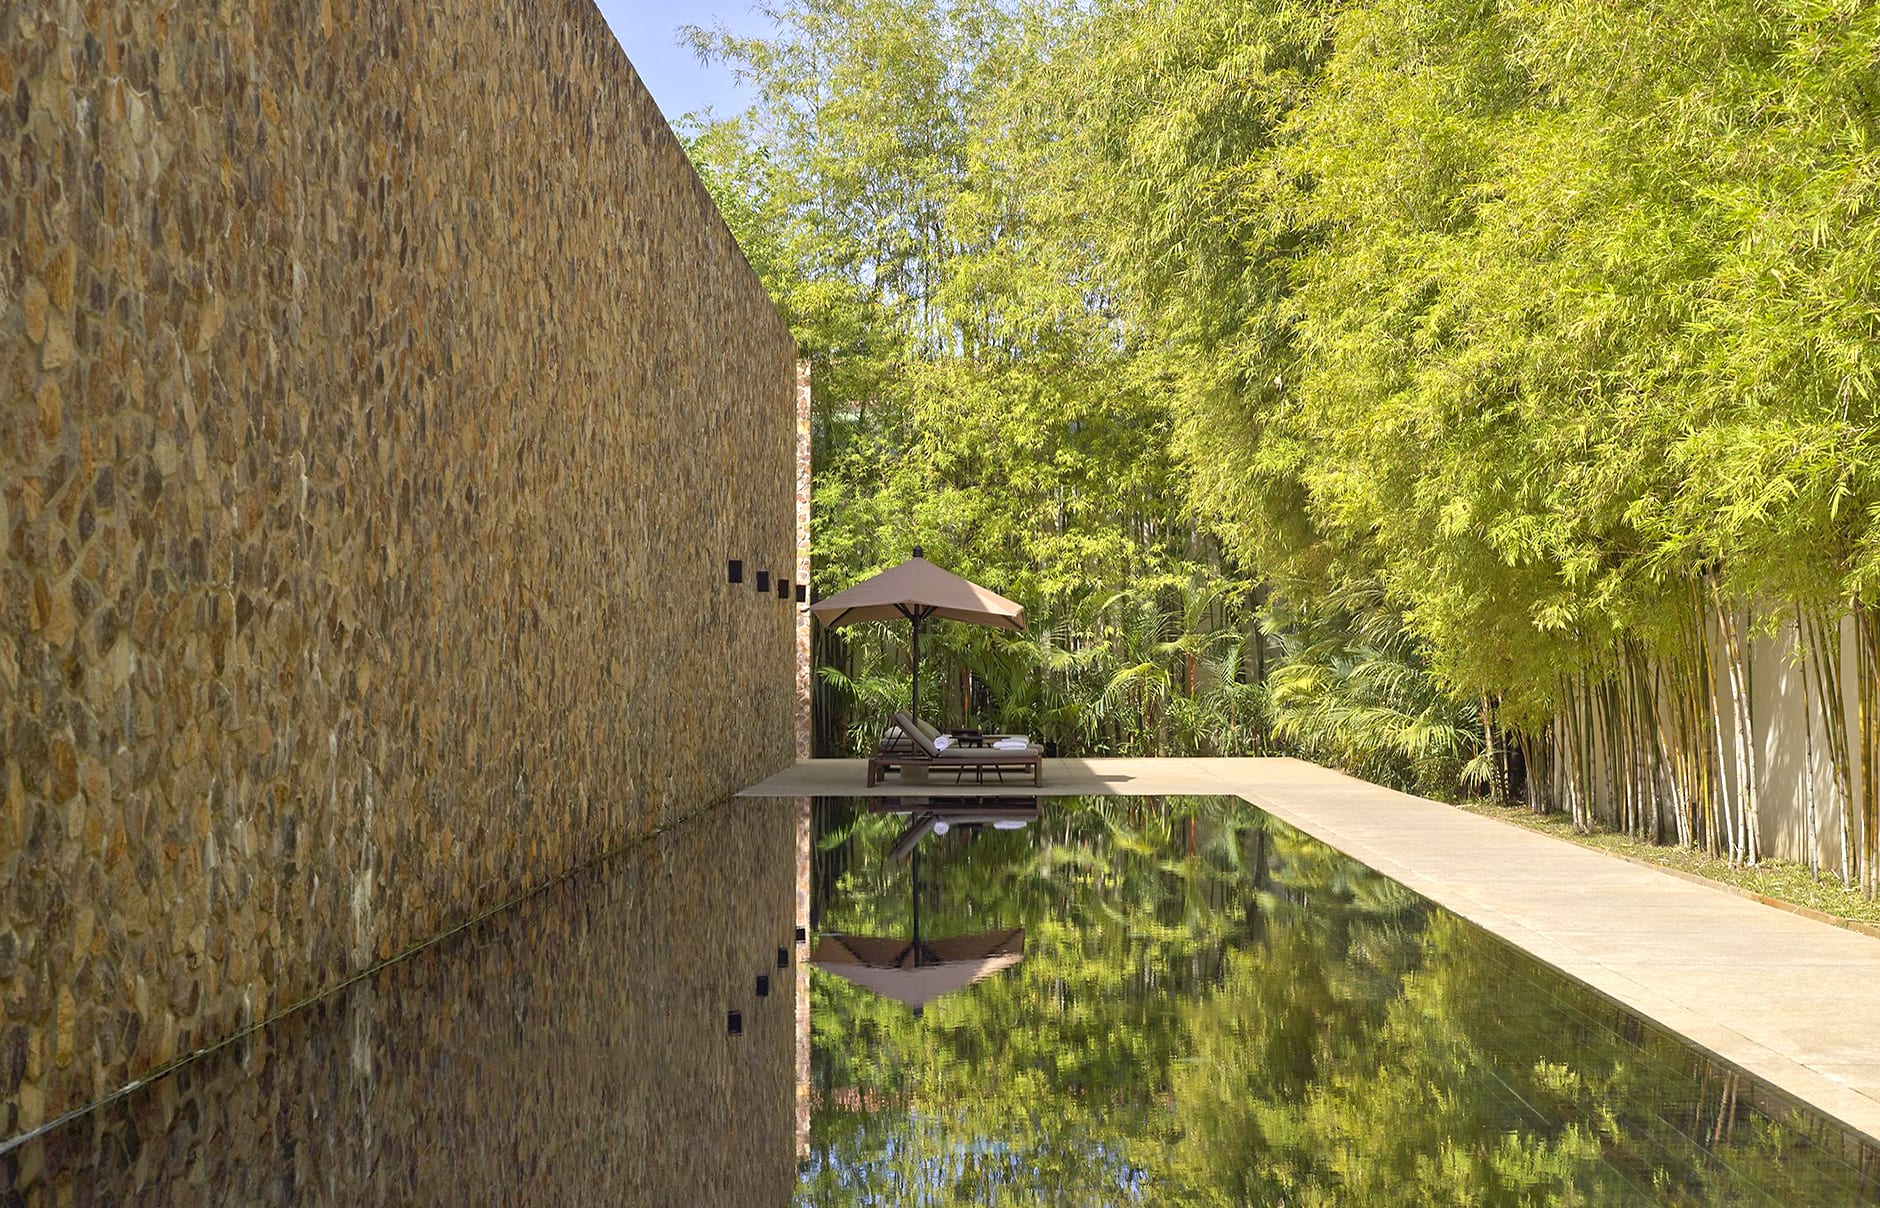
[685,0,1880,849]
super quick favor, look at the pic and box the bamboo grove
[682,0,1880,884]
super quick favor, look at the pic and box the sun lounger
[878,717,1028,754]
[868,711,1044,787]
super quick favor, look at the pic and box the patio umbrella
[809,547,1025,723]
[809,844,1025,1010]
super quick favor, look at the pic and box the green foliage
[685,0,1880,814]
[1067,0,1880,701]
[1260,588,1486,797]
[683,0,1300,762]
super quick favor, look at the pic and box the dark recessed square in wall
[727,559,743,584]
[777,578,790,599]
[756,570,770,593]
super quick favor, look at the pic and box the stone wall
[0,0,798,1136]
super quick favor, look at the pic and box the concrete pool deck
[741,755,1880,1141]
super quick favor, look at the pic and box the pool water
[0,796,802,1204]
[802,795,1880,1205]
[5,793,1877,1204]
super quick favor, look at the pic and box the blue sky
[593,1,775,124]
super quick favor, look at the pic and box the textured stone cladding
[1,797,800,1204]
[0,0,799,1135]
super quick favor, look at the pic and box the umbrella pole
[910,612,922,724]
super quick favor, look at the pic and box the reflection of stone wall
[1,798,800,1203]
[0,2,797,1134]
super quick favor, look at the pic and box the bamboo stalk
[1481,695,1503,805]
[1712,579,1759,866]
[1806,608,1854,887]
[1641,647,1664,843]
[1609,676,1639,837]
[1573,672,1594,831]
[1677,588,1719,857]
[1697,581,1736,863]
[1796,608,1822,880]
[1672,601,1695,849]
[1859,609,1878,897]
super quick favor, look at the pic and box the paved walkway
[741,756,1880,1140]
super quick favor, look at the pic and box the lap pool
[803,794,1880,1205]
[4,794,1876,1204]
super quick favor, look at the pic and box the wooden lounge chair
[868,711,1044,787]
[870,716,1033,781]
[878,716,1025,753]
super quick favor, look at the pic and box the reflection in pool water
[803,795,1880,1204]
[9,791,1878,1203]
[0,798,801,1205]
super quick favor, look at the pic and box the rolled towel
[932,734,955,751]
[992,739,1028,751]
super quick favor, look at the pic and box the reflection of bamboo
[1693,1058,1711,1143]
[1709,1069,1740,1146]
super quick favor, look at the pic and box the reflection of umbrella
[810,845,1025,1010]
[811,929,1025,1009]
[809,547,1024,722]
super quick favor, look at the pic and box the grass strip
[1453,800,1880,936]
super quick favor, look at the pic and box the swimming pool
[4,793,1876,1203]
[802,794,1880,1204]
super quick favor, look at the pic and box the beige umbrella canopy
[809,547,1024,721]
[809,549,1026,631]
[810,929,1026,1010]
